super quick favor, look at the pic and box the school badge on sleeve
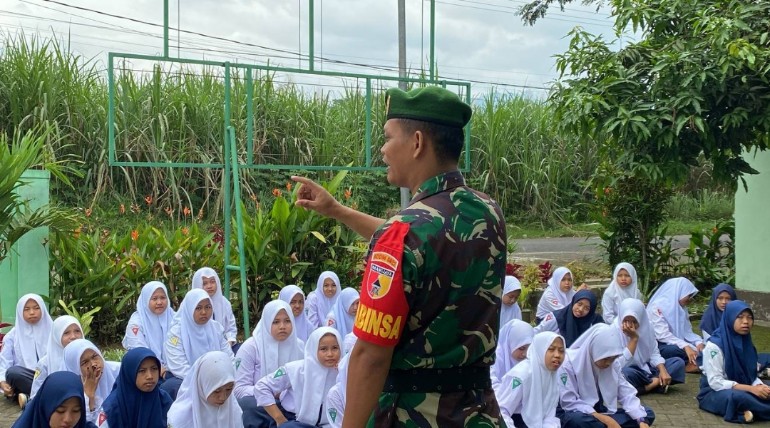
[560,373,568,386]
[511,377,522,390]
[367,251,398,299]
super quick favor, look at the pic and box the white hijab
[167,350,243,428]
[278,284,312,341]
[510,332,564,428]
[63,339,117,403]
[327,288,359,338]
[314,271,342,322]
[646,277,698,339]
[253,300,303,378]
[613,298,656,369]
[493,319,534,381]
[13,294,53,367]
[500,276,523,326]
[566,324,624,413]
[136,281,176,362]
[48,315,83,372]
[286,327,341,425]
[175,289,222,364]
[603,263,641,308]
[191,267,229,323]
[543,267,575,308]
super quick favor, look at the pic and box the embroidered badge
[560,373,568,386]
[511,377,522,390]
[33,369,40,379]
[551,299,559,305]
[274,368,286,378]
[366,251,398,300]
[710,350,718,359]
[327,319,334,327]
[656,308,663,316]
[131,326,139,336]
[235,358,241,370]
[169,336,180,346]
[98,412,107,426]
[329,408,338,422]
[545,314,553,322]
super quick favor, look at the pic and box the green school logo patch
[234,358,241,370]
[274,368,286,378]
[329,408,338,422]
[511,377,522,390]
[710,350,718,359]
[560,373,568,386]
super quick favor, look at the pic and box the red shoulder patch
[545,313,553,322]
[98,412,107,426]
[551,299,559,305]
[131,326,139,336]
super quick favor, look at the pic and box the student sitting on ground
[325,333,357,428]
[324,288,359,339]
[162,289,234,400]
[613,298,684,394]
[497,332,566,428]
[122,282,175,377]
[305,271,342,328]
[601,263,642,324]
[191,267,238,349]
[699,283,737,341]
[30,316,83,400]
[254,327,342,428]
[166,351,243,428]
[697,300,770,424]
[96,347,172,428]
[500,276,523,326]
[0,294,53,408]
[63,339,121,425]
[535,267,576,324]
[235,300,303,428]
[557,324,655,428]
[12,371,92,428]
[278,285,313,342]
[491,319,534,392]
[646,277,704,373]
[534,289,604,347]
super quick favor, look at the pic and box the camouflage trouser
[368,389,503,428]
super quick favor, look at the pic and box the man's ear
[412,130,426,159]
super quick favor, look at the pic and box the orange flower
[85,208,92,217]
[181,226,189,236]
[144,195,153,205]
[131,230,139,241]
[712,227,718,234]
[344,188,352,200]
[286,182,293,191]
[183,206,191,217]
[272,188,281,197]
[119,204,125,214]
[73,226,82,239]
[604,187,612,195]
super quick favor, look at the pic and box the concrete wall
[735,150,770,319]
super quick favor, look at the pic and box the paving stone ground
[1,373,768,427]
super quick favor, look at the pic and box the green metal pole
[163,0,169,57]
[365,78,372,167]
[309,0,315,71]
[227,127,250,334]
[108,54,115,165]
[430,0,435,81]
[223,64,232,297]
[246,69,254,165]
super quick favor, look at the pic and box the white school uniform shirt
[492,319,534,388]
[191,267,238,342]
[30,315,83,399]
[254,328,341,427]
[533,312,560,335]
[559,325,647,420]
[233,301,303,399]
[167,351,244,428]
[601,263,642,324]
[122,281,175,366]
[63,339,120,424]
[0,294,53,382]
[536,267,575,320]
[700,341,763,391]
[613,299,665,372]
[497,332,563,428]
[306,272,342,328]
[165,290,234,379]
[646,277,703,350]
[325,350,351,428]
[500,276,523,326]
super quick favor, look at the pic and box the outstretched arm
[292,176,386,239]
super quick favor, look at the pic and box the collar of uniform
[409,170,465,205]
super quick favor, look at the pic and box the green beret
[385,86,472,128]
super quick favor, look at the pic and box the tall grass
[0,34,608,222]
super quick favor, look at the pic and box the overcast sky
[3,0,625,99]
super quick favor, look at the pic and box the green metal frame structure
[107,0,471,333]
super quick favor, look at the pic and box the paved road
[512,235,693,265]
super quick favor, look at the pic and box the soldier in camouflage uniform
[293,86,506,428]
